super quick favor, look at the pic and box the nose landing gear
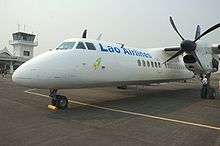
[49,89,68,109]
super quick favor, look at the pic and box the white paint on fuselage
[12,38,194,89]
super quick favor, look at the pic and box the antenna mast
[18,24,20,32]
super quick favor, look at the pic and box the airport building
[0,31,38,74]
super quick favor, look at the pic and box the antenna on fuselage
[96,33,102,41]
[82,29,87,38]
[117,43,125,48]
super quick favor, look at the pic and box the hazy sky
[0,0,220,56]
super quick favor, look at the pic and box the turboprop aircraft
[12,17,220,109]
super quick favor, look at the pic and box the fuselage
[12,38,194,89]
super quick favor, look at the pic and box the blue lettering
[99,43,152,58]
[134,50,140,56]
[99,43,108,52]
[114,47,120,53]
[128,49,134,56]
[146,53,152,58]
[139,52,144,57]
[129,49,136,56]
[107,46,115,52]
[143,53,148,58]
[123,48,131,55]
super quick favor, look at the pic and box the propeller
[195,25,201,40]
[164,16,220,69]
[169,17,184,41]
[82,29,87,38]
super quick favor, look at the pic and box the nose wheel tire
[56,95,68,109]
[51,95,68,109]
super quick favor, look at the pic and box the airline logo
[99,43,152,58]
[93,57,102,70]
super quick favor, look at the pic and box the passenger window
[85,42,96,50]
[151,61,154,68]
[155,62,157,68]
[147,61,150,67]
[142,60,146,67]
[76,42,86,49]
[158,62,161,68]
[137,59,141,67]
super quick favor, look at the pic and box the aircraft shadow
[46,85,210,122]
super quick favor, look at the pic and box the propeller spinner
[164,16,220,69]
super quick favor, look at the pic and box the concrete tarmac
[0,77,220,146]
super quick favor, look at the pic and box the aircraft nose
[12,69,17,82]
[12,67,21,83]
[12,64,33,86]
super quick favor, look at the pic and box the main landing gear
[49,89,68,109]
[201,86,216,99]
[200,74,216,99]
[117,85,127,90]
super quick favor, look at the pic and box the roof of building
[0,47,28,62]
[0,47,12,57]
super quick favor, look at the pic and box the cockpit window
[76,42,86,49]
[56,42,76,50]
[85,42,96,50]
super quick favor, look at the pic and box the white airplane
[12,17,220,109]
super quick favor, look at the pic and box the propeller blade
[190,51,203,69]
[169,16,185,41]
[82,29,87,38]
[194,25,201,40]
[164,50,184,64]
[194,23,220,42]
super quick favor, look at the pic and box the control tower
[9,31,38,59]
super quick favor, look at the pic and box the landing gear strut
[200,74,216,99]
[49,89,68,109]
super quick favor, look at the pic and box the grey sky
[0,0,220,56]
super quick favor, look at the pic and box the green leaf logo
[93,57,102,70]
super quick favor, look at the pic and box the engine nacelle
[183,54,204,74]
[181,41,220,75]
[183,53,218,75]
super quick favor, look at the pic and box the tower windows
[23,51,30,56]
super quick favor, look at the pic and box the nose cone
[12,63,33,87]
[12,68,18,82]
[12,51,60,88]
[12,50,72,89]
